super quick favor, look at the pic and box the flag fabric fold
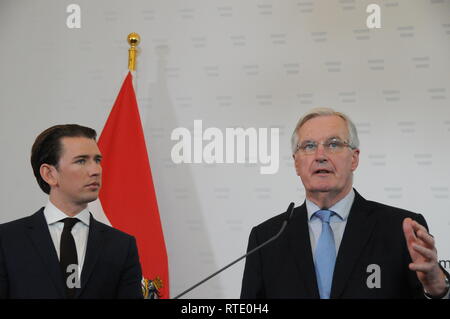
[98,72,169,299]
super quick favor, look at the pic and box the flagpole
[128,32,140,71]
[127,32,140,91]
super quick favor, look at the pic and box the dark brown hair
[31,124,97,194]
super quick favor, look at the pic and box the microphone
[173,202,295,299]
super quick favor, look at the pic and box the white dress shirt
[43,200,90,277]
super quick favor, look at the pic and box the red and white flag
[94,72,169,299]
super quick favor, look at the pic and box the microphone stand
[173,202,295,299]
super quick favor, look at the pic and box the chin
[81,194,99,204]
[310,188,334,193]
[308,182,334,191]
[309,184,344,195]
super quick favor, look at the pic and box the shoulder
[250,205,303,237]
[0,208,44,235]
[254,209,286,229]
[366,200,424,220]
[356,192,427,228]
[1,216,32,230]
[90,217,137,243]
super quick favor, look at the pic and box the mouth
[313,169,333,175]
[85,182,100,188]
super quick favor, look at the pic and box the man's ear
[40,164,58,187]
[351,148,360,171]
[293,153,302,176]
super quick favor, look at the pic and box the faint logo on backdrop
[171,120,279,174]
[66,4,81,29]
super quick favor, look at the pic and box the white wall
[0,0,449,298]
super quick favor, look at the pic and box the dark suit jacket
[241,190,450,299]
[0,208,143,299]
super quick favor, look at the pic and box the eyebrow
[300,136,343,143]
[72,154,103,160]
[325,136,343,141]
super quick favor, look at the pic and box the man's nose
[314,144,328,162]
[89,161,102,176]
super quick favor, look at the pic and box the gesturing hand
[403,218,447,297]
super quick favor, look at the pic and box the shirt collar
[44,200,91,226]
[306,188,355,221]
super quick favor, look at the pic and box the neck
[49,195,87,217]
[306,187,352,209]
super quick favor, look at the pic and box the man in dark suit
[0,124,143,298]
[241,108,449,299]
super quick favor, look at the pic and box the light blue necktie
[314,210,336,299]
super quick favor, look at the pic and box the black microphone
[173,202,295,299]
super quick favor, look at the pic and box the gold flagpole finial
[127,33,141,71]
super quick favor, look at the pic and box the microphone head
[285,202,295,222]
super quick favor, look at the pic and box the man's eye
[328,142,339,148]
[95,158,102,164]
[76,159,86,164]
[303,143,316,150]
[327,141,343,149]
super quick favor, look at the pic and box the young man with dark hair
[0,124,143,299]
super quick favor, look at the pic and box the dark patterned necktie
[59,218,79,298]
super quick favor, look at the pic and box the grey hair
[291,107,360,154]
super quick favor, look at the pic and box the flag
[97,72,169,299]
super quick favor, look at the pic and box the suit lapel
[26,208,65,298]
[331,190,378,298]
[287,204,320,298]
[76,214,106,297]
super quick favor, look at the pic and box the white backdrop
[0,0,449,298]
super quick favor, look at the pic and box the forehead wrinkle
[299,116,349,142]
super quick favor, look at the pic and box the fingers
[409,263,434,273]
[403,218,416,242]
[403,218,433,245]
[403,218,443,286]
[416,229,435,248]
[409,243,438,275]
[406,218,435,248]
[403,218,418,260]
[409,219,428,234]
[409,243,437,270]
[412,243,436,260]
[409,262,437,273]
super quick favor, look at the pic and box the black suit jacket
[241,190,449,298]
[0,208,143,299]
